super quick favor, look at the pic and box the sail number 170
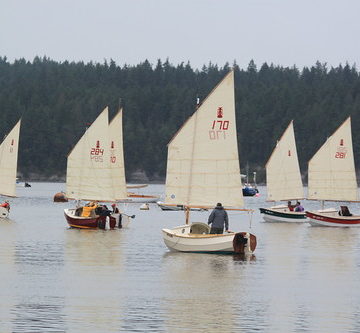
[209,120,229,140]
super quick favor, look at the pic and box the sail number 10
[209,120,229,140]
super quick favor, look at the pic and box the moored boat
[242,185,258,197]
[157,202,207,211]
[118,192,160,203]
[305,117,360,227]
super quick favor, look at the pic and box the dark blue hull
[242,187,258,196]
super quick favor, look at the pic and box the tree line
[0,56,359,183]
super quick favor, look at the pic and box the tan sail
[0,120,21,197]
[266,121,304,201]
[164,71,243,207]
[308,117,358,201]
[109,109,127,200]
[66,107,115,201]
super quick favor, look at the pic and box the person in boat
[287,201,296,211]
[111,203,122,228]
[207,202,229,234]
[339,205,352,216]
[294,201,304,212]
[111,203,120,214]
[0,200,10,211]
[81,201,97,217]
[96,204,112,217]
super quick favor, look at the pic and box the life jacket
[81,205,96,217]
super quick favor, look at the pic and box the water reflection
[0,219,16,333]
[161,252,260,332]
[62,228,126,332]
[11,300,65,333]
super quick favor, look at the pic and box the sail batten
[164,71,244,208]
[66,107,115,202]
[308,117,358,201]
[266,121,304,201]
[0,120,21,197]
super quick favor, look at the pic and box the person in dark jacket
[208,202,229,234]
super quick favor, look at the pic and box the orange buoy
[53,192,68,202]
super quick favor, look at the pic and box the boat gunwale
[306,210,360,223]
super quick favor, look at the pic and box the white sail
[0,120,21,197]
[308,117,358,201]
[266,121,304,201]
[164,71,243,207]
[66,107,115,201]
[109,109,127,200]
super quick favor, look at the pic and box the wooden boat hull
[0,207,9,218]
[64,208,120,229]
[117,193,160,203]
[162,224,256,254]
[157,202,207,211]
[260,206,307,223]
[306,210,360,227]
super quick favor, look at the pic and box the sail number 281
[209,120,229,140]
[335,152,346,159]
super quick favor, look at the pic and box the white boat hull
[0,207,9,218]
[260,205,307,223]
[162,224,256,254]
[306,209,360,227]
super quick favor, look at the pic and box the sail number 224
[209,120,229,140]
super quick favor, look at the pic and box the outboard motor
[233,233,248,254]
[97,216,106,229]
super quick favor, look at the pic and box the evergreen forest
[1,56,360,183]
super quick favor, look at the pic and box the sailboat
[161,71,257,254]
[306,117,360,227]
[259,121,307,222]
[0,120,21,218]
[64,107,127,229]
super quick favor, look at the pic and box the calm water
[1,183,360,332]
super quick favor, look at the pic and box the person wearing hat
[111,203,119,214]
[207,202,229,234]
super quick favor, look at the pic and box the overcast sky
[1,0,359,70]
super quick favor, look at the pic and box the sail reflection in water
[63,229,126,332]
[161,252,260,333]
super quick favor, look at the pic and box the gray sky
[1,0,359,70]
